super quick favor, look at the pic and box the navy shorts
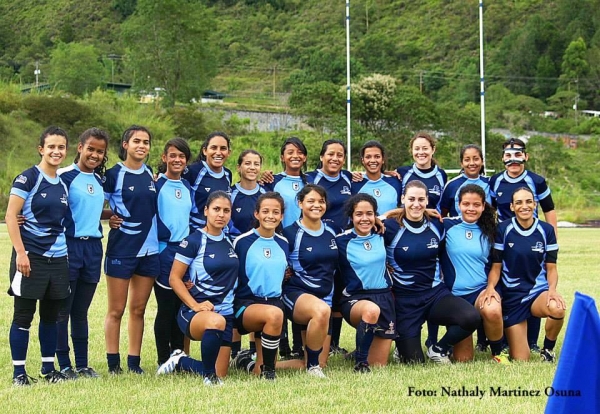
[104,254,159,279]
[394,284,451,341]
[8,250,70,300]
[66,237,102,283]
[502,290,546,328]
[177,306,234,346]
[340,290,396,339]
[157,243,180,288]
[282,288,332,335]
[457,285,502,306]
[234,296,285,335]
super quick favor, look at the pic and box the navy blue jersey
[183,161,232,230]
[439,173,491,218]
[263,173,304,228]
[336,230,390,294]
[283,221,339,300]
[351,174,402,214]
[10,166,69,257]
[489,170,551,221]
[103,163,159,258]
[230,183,266,234]
[233,229,289,299]
[58,163,104,239]
[383,217,445,293]
[306,169,352,233]
[493,218,557,310]
[156,174,193,247]
[441,218,491,296]
[397,164,447,211]
[174,229,239,315]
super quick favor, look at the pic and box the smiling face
[39,134,68,168]
[204,196,232,233]
[299,190,327,221]
[281,143,307,175]
[123,130,150,163]
[362,146,384,177]
[203,135,230,171]
[411,137,435,169]
[461,147,483,179]
[254,197,283,235]
[510,188,536,223]
[352,200,376,236]
[77,137,107,173]
[320,143,345,176]
[162,145,188,178]
[459,192,485,224]
[238,152,262,182]
[401,186,428,221]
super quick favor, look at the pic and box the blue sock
[201,329,223,376]
[71,281,95,369]
[527,316,541,348]
[39,320,57,374]
[355,321,376,364]
[107,353,120,370]
[178,356,204,374]
[56,316,71,370]
[305,346,322,368]
[127,355,141,370]
[10,323,29,378]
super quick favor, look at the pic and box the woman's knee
[361,303,381,324]
[204,313,226,330]
[480,304,502,323]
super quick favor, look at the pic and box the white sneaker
[392,347,401,363]
[157,349,186,375]
[203,373,224,386]
[307,365,327,378]
[427,345,451,364]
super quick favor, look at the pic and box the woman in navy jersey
[336,194,395,372]
[152,138,193,369]
[183,132,233,230]
[230,150,266,236]
[440,144,490,218]
[281,184,338,378]
[482,186,566,362]
[103,125,159,374]
[6,126,71,385]
[231,192,289,380]
[56,128,111,379]
[384,180,480,364]
[352,141,402,215]
[440,185,508,364]
[163,191,238,385]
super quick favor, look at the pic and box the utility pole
[272,65,276,98]
[34,61,40,87]
[419,70,423,93]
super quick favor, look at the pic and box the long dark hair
[74,127,110,177]
[458,184,496,248]
[118,125,152,161]
[360,140,387,173]
[316,139,346,169]
[344,193,379,231]
[157,137,191,174]
[280,136,308,184]
[194,131,231,163]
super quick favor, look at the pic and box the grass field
[0,225,598,413]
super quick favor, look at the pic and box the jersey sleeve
[174,236,200,266]
[102,168,117,200]
[10,169,36,200]
[382,218,400,246]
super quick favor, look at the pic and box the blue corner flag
[545,292,600,413]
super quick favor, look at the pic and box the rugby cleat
[157,349,186,375]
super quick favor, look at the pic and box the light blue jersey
[156,174,193,250]
[352,174,402,214]
[264,173,304,228]
[440,173,491,218]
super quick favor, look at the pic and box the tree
[121,0,217,106]
[48,42,104,96]
[560,37,589,91]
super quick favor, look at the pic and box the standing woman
[183,132,233,230]
[232,192,289,380]
[440,184,508,363]
[384,181,480,364]
[230,150,266,235]
[482,187,566,362]
[56,128,111,379]
[352,140,402,215]
[336,194,395,372]
[440,144,490,218]
[6,126,71,385]
[103,125,159,374]
[166,191,239,385]
[153,138,193,368]
[281,184,338,377]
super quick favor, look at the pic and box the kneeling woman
[441,184,507,363]
[281,184,338,377]
[336,194,395,372]
[483,186,566,362]
[232,192,289,380]
[384,180,480,364]
[165,191,238,385]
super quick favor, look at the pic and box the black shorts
[233,296,285,335]
[8,250,70,300]
[340,290,396,339]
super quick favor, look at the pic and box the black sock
[543,337,556,351]
[261,333,280,371]
[437,325,473,353]
[231,341,241,359]
[489,338,503,356]
[331,316,343,348]
[107,353,120,370]
[249,339,257,353]
[292,322,303,353]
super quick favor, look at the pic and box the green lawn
[0,226,598,413]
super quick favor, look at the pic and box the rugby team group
[5,125,567,386]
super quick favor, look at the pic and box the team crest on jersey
[148,181,156,192]
[465,230,473,240]
[175,189,182,199]
[129,186,135,191]
[427,238,439,249]
[341,186,351,195]
[205,187,211,192]
[87,184,95,194]
[292,182,300,191]
[402,246,409,251]
[60,194,68,205]
[263,248,271,258]
[363,241,372,251]
[497,192,503,197]
[373,189,381,197]
[228,248,238,258]
[306,247,313,252]
[531,242,545,253]
[41,193,47,198]
[236,208,242,213]
[209,254,215,258]
[430,185,441,196]
[179,240,188,248]
[385,321,395,335]
[508,243,514,248]
[329,239,337,249]
[16,175,27,184]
